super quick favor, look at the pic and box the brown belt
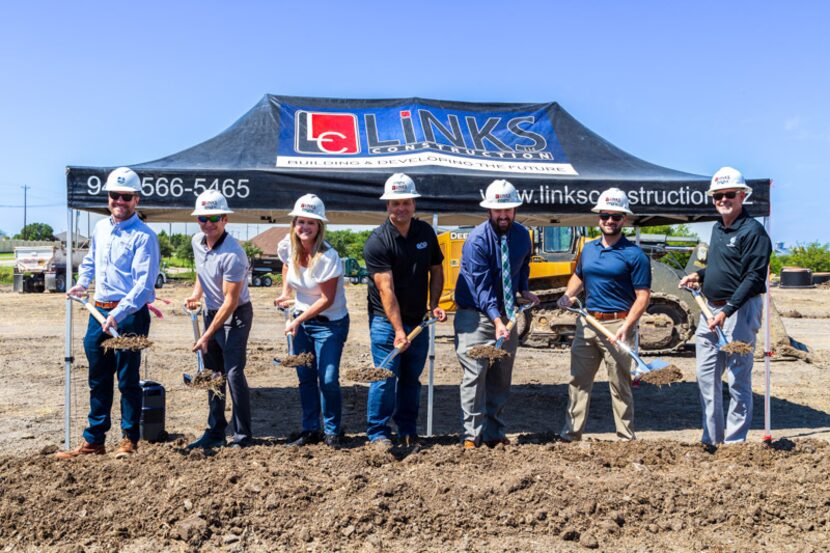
[588,310,629,321]
[95,300,120,309]
[709,300,727,307]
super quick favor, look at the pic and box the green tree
[782,242,830,273]
[327,229,373,262]
[241,241,262,261]
[15,222,54,241]
[174,241,195,265]
[157,230,173,258]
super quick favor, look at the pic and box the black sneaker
[186,433,226,450]
[230,437,254,449]
[323,433,342,448]
[288,430,322,447]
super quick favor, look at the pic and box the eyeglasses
[712,191,739,201]
[197,215,222,223]
[598,213,624,222]
[108,191,135,202]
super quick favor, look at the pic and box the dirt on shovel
[101,334,153,352]
[343,367,395,383]
[721,341,753,355]
[277,352,315,368]
[639,364,684,386]
[188,370,226,398]
[467,344,510,361]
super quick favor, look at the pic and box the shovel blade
[183,373,193,385]
[645,358,671,372]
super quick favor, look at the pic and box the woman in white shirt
[275,194,350,448]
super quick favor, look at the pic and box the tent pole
[427,212,438,437]
[763,214,772,444]
[64,208,74,450]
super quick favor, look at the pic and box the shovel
[272,301,312,367]
[681,286,730,348]
[562,297,671,379]
[68,294,123,338]
[467,303,533,361]
[68,294,153,351]
[376,317,440,371]
[182,303,207,385]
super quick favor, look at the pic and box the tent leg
[763,216,772,444]
[64,209,75,450]
[427,213,438,437]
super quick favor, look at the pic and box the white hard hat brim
[480,199,522,209]
[591,205,634,215]
[706,184,752,196]
[191,207,234,216]
[379,192,421,200]
[288,208,328,222]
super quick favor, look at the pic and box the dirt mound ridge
[1,438,828,551]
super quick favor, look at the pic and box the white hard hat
[103,167,141,193]
[479,179,522,209]
[380,173,420,200]
[592,187,633,215]
[288,193,328,222]
[191,189,234,216]
[708,166,752,196]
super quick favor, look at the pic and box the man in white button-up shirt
[59,167,160,460]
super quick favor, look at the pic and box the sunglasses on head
[712,191,739,201]
[108,191,135,202]
[197,215,222,223]
[598,213,624,222]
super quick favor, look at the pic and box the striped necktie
[500,235,516,320]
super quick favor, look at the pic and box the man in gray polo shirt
[185,190,254,449]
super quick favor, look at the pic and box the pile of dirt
[2,439,827,551]
[343,367,395,383]
[278,352,314,368]
[101,334,153,352]
[639,365,683,386]
[468,345,510,361]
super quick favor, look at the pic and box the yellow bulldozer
[437,225,705,354]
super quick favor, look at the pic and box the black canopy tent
[61,95,774,449]
[66,95,770,225]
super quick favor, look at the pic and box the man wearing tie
[454,180,538,449]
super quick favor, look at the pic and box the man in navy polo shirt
[557,188,651,441]
[363,173,446,448]
[454,179,539,449]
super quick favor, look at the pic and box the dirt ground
[1,283,829,552]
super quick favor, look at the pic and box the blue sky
[0,1,827,245]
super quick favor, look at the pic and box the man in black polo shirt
[679,166,771,448]
[363,173,446,447]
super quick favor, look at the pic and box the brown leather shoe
[55,440,106,459]
[115,438,138,459]
[463,439,477,450]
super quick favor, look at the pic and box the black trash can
[140,380,166,442]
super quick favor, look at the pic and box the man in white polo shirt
[185,190,254,449]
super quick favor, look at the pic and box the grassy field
[0,266,12,284]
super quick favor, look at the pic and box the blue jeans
[366,314,429,441]
[293,314,350,435]
[82,305,150,445]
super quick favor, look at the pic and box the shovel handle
[377,319,439,369]
[81,301,122,338]
[580,312,633,355]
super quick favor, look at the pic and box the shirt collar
[593,235,630,250]
[109,212,140,230]
[716,208,751,231]
[201,231,229,251]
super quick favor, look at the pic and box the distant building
[249,226,290,257]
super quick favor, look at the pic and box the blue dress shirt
[77,213,160,323]
[454,220,531,321]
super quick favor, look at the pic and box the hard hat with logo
[380,173,421,200]
[591,187,633,215]
[103,167,142,193]
[288,193,328,222]
[479,179,523,209]
[191,189,234,216]
[708,166,752,196]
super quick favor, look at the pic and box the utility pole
[21,185,30,230]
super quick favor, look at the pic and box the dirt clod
[278,352,314,368]
[101,334,153,352]
[722,341,753,355]
[343,367,395,383]
[187,370,226,398]
[639,365,684,386]
[468,344,510,361]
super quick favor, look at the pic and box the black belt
[709,300,728,307]
[293,310,330,323]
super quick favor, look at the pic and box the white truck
[13,245,90,293]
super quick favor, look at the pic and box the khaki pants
[561,317,635,441]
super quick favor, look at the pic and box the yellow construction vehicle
[437,226,700,354]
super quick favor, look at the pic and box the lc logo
[295,111,360,155]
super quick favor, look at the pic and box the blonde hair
[290,216,329,277]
